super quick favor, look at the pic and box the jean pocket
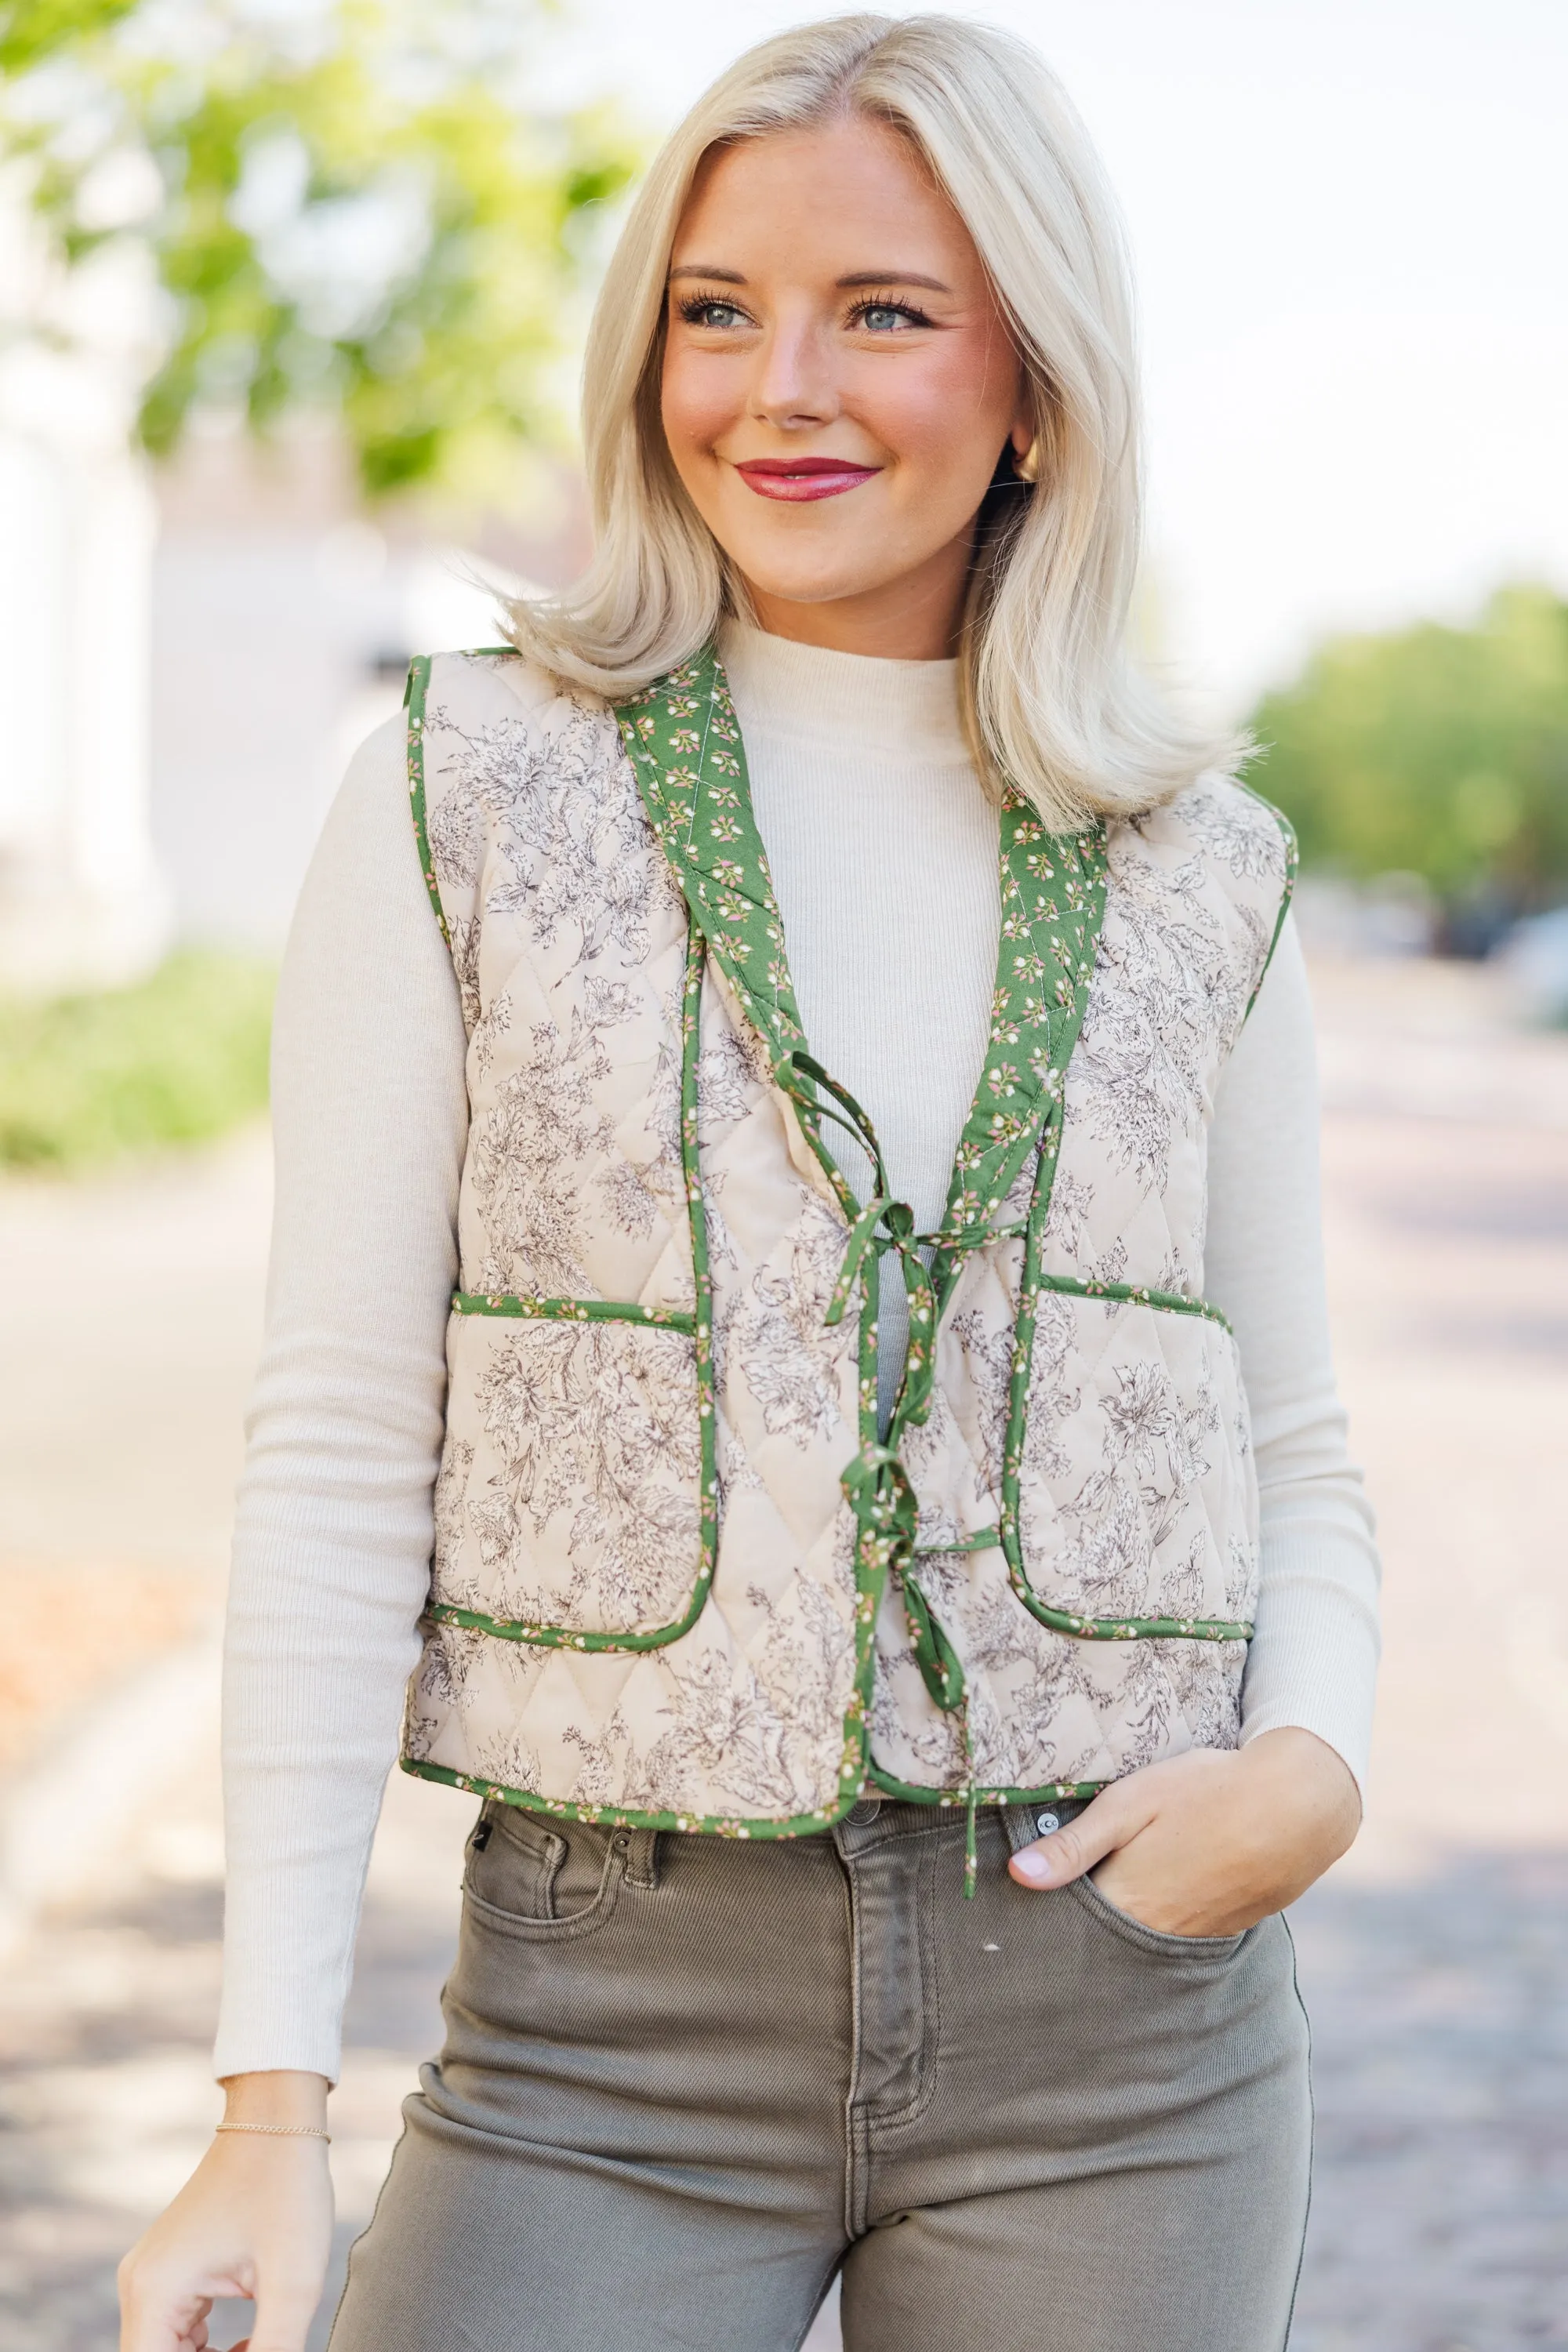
[1068,1868,1249,1962]
[462,1806,626,1941]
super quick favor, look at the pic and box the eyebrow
[667,263,953,293]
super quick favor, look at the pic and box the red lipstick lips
[733,456,880,503]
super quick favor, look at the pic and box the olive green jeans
[330,1794,1312,2352]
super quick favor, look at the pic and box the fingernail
[1012,1848,1053,1885]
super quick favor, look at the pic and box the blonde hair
[506,13,1231,828]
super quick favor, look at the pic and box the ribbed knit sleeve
[213,713,467,2084]
[1207,916,1381,1793]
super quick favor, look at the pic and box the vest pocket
[1010,1296,1258,1641]
[433,1310,710,1646]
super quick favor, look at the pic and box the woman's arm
[1009,915,1381,1926]
[121,713,469,2351]
[218,710,469,2081]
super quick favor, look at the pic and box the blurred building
[147,428,587,953]
[0,198,165,996]
[1,166,589,987]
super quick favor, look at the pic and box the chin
[730,554,890,611]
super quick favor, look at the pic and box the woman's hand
[1007,1727,1362,1935]
[118,2071,334,2352]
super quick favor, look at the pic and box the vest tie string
[775,1050,938,1428]
[784,1048,978,1889]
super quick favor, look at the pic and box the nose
[749,309,839,433]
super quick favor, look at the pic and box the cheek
[858,333,1017,474]
[659,346,742,470]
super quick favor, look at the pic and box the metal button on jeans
[1036,1811,1060,1835]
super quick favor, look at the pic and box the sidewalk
[2,958,1566,2349]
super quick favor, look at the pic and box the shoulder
[410,647,632,830]
[408,648,658,926]
[1123,772,1296,898]
[413,644,614,749]
[1102,773,1297,1025]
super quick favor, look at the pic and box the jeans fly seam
[840,1843,869,2238]
[863,1832,942,2140]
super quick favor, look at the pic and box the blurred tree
[2,0,637,501]
[1250,586,1568,909]
[0,0,135,73]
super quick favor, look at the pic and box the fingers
[245,2272,325,2352]
[118,2266,212,2352]
[1008,1782,1152,1889]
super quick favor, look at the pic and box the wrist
[219,2068,331,2130]
[1242,1726,1362,1842]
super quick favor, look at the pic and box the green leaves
[5,0,639,503]
[0,0,135,74]
[0,951,275,1171]
[1248,586,1568,905]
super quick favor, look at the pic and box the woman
[122,16,1380,2351]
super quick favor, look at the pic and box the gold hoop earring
[1012,437,1041,485]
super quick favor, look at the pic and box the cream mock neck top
[720,621,1000,1423]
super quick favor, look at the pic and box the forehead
[673,115,978,279]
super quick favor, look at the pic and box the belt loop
[1002,1802,1044,1857]
[624,1825,662,1889]
[1003,1798,1081,1857]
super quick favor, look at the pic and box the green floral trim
[403,1755,855,1838]
[401,1752,1106,1835]
[424,1599,687,1651]
[1033,1272,1232,1331]
[866,1766,1105,1808]
[1241,782,1299,1020]
[452,1292,696,1333]
[995,1152,1255,1643]
[929,804,1107,1269]
[837,1245,887,1806]
[403,655,448,942]
[430,927,719,1655]
[684,923,722,1640]
[615,653,807,1058]
[450,1266,1225,1341]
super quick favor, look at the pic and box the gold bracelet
[216,2122,331,2142]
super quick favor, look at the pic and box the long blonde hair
[506,13,1231,828]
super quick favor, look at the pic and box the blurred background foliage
[2,0,638,500]
[1248,584,1568,924]
[3,0,1567,1165]
[0,951,274,1167]
[0,0,640,1171]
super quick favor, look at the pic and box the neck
[718,619,967,754]
[740,533,973,662]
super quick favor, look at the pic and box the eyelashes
[673,289,934,331]
[847,293,934,330]
[676,292,750,328]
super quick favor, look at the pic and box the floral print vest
[398,644,1295,1872]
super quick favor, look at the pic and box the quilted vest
[397,644,1294,1871]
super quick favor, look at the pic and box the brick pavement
[2,955,1566,2350]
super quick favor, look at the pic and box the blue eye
[851,299,931,333]
[679,297,749,329]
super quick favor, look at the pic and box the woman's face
[660,115,1032,659]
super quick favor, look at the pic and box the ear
[1009,407,1041,487]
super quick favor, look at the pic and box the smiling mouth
[733,457,881,503]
